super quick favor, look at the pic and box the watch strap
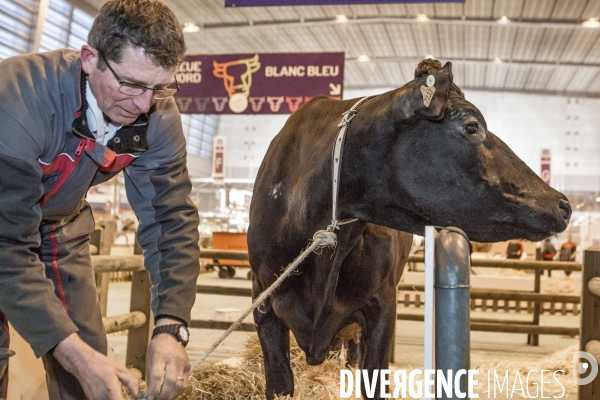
[152,324,189,347]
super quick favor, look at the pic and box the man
[541,237,557,277]
[559,235,577,261]
[0,1,200,399]
[506,239,524,259]
[559,235,577,276]
[541,238,557,261]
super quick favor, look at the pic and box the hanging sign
[174,52,344,114]
[226,0,463,5]
[540,148,551,186]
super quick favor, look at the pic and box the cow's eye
[463,122,479,135]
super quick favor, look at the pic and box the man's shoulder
[1,49,80,75]
[1,49,81,98]
[0,50,82,145]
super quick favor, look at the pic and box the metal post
[423,226,437,372]
[435,227,471,400]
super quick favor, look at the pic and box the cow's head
[344,59,571,242]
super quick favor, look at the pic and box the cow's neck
[335,89,431,234]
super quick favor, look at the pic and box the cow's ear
[395,61,453,121]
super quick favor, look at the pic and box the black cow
[247,59,571,399]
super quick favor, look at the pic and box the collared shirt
[85,79,122,145]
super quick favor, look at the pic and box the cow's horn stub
[415,58,442,78]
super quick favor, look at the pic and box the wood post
[579,245,600,400]
[96,273,110,317]
[125,270,152,378]
[94,223,113,317]
[528,268,542,346]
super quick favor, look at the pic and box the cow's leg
[346,339,360,368]
[253,296,294,400]
[359,299,396,399]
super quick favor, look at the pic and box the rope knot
[312,230,337,249]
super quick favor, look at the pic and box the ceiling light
[425,55,434,60]
[416,14,429,22]
[493,57,503,63]
[357,55,370,62]
[182,22,200,33]
[498,16,509,24]
[335,14,348,23]
[582,18,600,28]
[595,197,600,202]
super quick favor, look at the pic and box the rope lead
[191,230,338,370]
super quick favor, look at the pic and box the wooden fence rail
[92,250,584,378]
[404,253,582,345]
[103,311,147,335]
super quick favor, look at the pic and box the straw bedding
[123,333,580,400]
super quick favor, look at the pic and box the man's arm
[124,99,200,399]
[53,334,140,399]
[0,111,77,357]
[0,112,139,400]
[145,317,190,400]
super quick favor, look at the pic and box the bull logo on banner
[213,54,261,113]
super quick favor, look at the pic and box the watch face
[179,325,189,342]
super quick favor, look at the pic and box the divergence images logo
[213,54,261,113]
[572,351,599,385]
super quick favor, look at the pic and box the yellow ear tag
[420,85,436,107]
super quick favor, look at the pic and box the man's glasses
[98,51,179,100]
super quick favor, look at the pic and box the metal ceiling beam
[346,84,600,99]
[346,56,600,69]
[198,16,600,31]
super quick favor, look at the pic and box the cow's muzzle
[559,199,572,223]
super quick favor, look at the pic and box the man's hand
[145,318,190,400]
[53,333,139,400]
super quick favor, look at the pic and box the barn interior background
[3,0,599,254]
[3,0,600,399]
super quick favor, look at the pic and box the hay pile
[474,343,579,398]
[542,276,581,295]
[124,334,353,399]
[124,335,580,399]
[178,334,346,399]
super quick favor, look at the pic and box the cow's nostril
[559,199,572,221]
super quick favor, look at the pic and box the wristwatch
[152,324,190,347]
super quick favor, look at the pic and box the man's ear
[80,44,98,75]
[394,61,453,121]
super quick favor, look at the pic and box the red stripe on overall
[48,223,68,310]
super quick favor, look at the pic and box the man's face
[81,44,178,125]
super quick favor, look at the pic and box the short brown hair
[88,0,186,69]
